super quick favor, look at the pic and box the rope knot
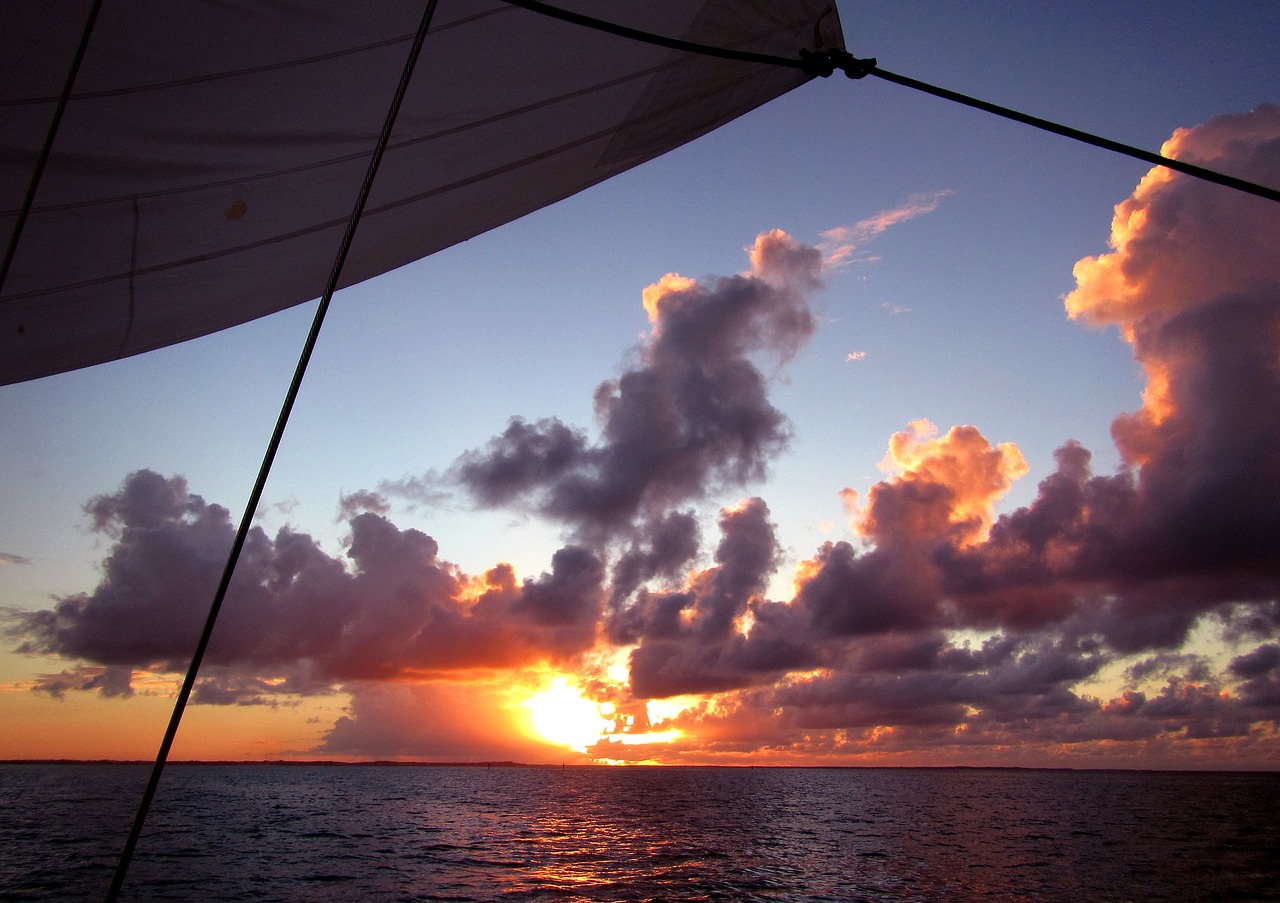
[832,49,877,78]
[798,48,835,77]
[799,48,876,79]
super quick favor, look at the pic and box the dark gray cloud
[1230,643,1280,714]
[11,469,605,703]
[606,510,701,612]
[619,499,807,698]
[337,489,390,521]
[596,110,1280,755]
[30,665,134,699]
[451,230,821,542]
[10,121,1280,764]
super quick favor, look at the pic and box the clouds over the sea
[8,107,1280,766]
[16,470,605,696]
[452,229,820,543]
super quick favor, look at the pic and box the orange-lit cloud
[1065,104,1280,466]
[319,677,590,763]
[641,273,697,325]
[12,471,606,703]
[1066,107,1280,335]
[8,116,1280,769]
[856,419,1028,547]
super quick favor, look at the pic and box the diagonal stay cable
[498,0,810,69]
[0,0,105,298]
[863,64,1280,205]
[499,0,1280,206]
[105,1,441,900]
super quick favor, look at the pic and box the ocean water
[1,764,1277,902]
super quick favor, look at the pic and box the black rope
[499,0,1280,206]
[104,1,440,899]
[498,0,812,71]
[860,61,1280,206]
[19,4,1267,895]
[0,0,105,298]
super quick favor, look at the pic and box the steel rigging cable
[3,4,1270,902]
[0,0,105,299]
[501,0,1280,206]
[102,2,442,899]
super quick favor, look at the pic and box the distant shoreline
[2,759,1276,774]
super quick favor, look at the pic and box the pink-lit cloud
[12,470,606,701]
[7,108,1280,765]
[819,190,953,269]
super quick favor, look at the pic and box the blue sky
[2,1,1278,765]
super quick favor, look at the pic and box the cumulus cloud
[451,229,822,542]
[1229,643,1280,715]
[673,110,1278,749]
[337,489,390,520]
[858,419,1029,547]
[30,664,134,699]
[9,116,1280,765]
[948,108,1280,602]
[596,108,1280,757]
[10,469,605,704]
[615,498,815,699]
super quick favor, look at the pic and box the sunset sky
[3,2,1279,769]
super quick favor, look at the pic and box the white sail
[0,0,843,384]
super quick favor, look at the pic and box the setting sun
[524,678,611,752]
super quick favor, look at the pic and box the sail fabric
[0,0,844,385]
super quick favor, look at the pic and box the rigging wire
[0,0,105,298]
[104,1,441,899]
[3,2,1265,899]
[500,0,1280,206]
[498,0,812,70]
[862,63,1280,205]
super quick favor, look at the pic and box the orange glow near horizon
[4,670,1277,768]
[524,676,612,753]
[519,673,689,760]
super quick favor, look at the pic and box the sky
[2,1,1279,769]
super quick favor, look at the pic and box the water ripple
[1,764,1278,901]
